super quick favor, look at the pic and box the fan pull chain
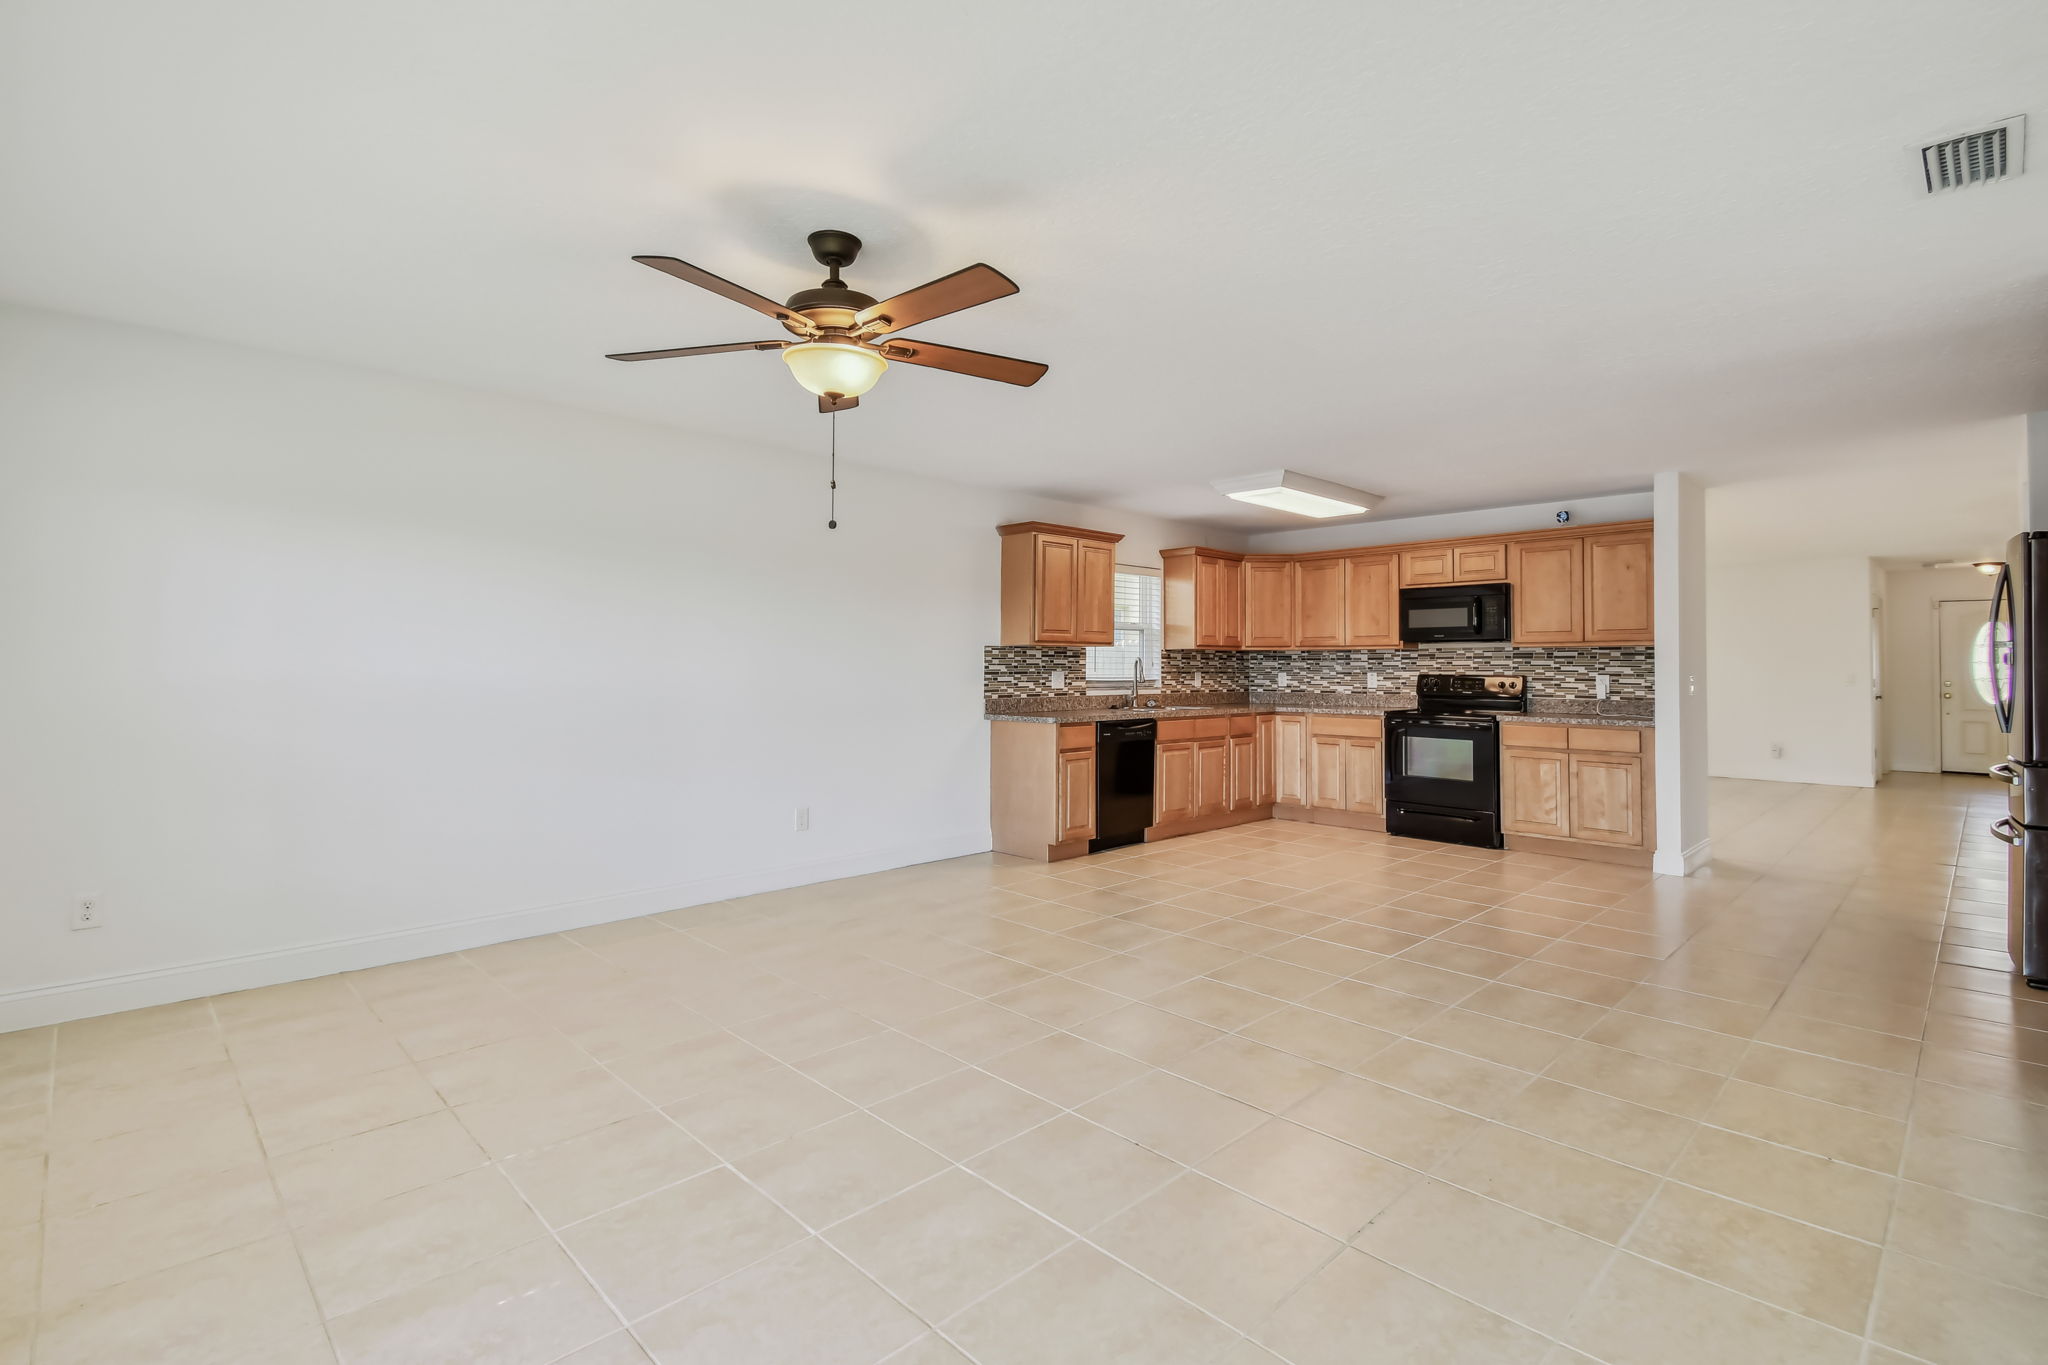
[827,408,839,530]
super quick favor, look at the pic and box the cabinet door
[1256,717,1277,805]
[1583,529,1654,643]
[1452,542,1509,582]
[1228,733,1259,810]
[1295,559,1346,648]
[1309,735,1347,810]
[1400,547,1455,586]
[1034,535,1079,642]
[1344,553,1400,647]
[1511,537,1584,645]
[1056,749,1095,843]
[1195,739,1230,817]
[1218,559,1243,649]
[1076,539,1117,645]
[1568,754,1642,845]
[1243,561,1297,649]
[1342,737,1383,814]
[1501,748,1570,837]
[1272,716,1308,806]
[1194,556,1223,648]
[1156,742,1195,824]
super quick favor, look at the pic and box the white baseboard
[1653,837,1714,878]
[0,830,993,1032]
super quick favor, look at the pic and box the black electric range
[1383,673,1526,849]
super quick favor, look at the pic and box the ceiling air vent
[1920,116,2024,192]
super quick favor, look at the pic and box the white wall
[1653,473,1711,875]
[1243,491,1653,555]
[1705,555,1877,786]
[0,305,1226,1027]
[1881,566,1996,773]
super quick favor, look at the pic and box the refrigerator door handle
[1992,817,2024,846]
[1991,761,2023,785]
[1991,562,2015,734]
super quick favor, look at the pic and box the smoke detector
[1920,116,2024,193]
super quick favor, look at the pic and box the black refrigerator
[1988,532,2048,989]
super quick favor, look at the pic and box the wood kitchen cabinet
[1294,558,1347,648]
[1344,553,1400,648]
[990,721,1097,861]
[1307,715,1383,816]
[1242,559,1298,649]
[1160,520,1649,652]
[1498,723,1651,859]
[1153,715,1267,834]
[1269,714,1309,807]
[1402,541,1507,586]
[1583,528,1655,644]
[1162,548,1243,650]
[1511,537,1585,645]
[998,522,1123,647]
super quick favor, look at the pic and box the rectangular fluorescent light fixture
[1211,469,1379,519]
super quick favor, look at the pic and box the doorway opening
[1937,596,1997,773]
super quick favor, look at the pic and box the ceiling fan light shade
[782,341,888,400]
[1211,470,1379,519]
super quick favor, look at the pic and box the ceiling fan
[606,230,1048,412]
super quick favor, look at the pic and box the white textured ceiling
[2,0,2045,533]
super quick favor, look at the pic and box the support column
[1653,471,1711,876]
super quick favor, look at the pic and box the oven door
[1385,716,1500,811]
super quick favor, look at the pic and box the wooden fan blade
[855,264,1018,335]
[878,338,1048,387]
[630,256,813,331]
[819,394,860,413]
[605,341,785,362]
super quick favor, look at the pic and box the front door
[1939,597,1997,774]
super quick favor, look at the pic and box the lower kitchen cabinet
[1269,714,1309,808]
[1499,722,1652,858]
[1306,716,1383,816]
[1055,746,1095,844]
[1154,715,1272,834]
[990,722,1097,861]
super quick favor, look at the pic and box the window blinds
[1086,570,1163,682]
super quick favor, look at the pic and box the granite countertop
[986,701,1653,728]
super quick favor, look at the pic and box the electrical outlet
[70,897,104,931]
[1278,671,1290,687]
[1366,672,1380,689]
[1594,674,1611,700]
[793,807,810,832]
[1770,742,1784,759]
[1194,672,1204,689]
[1050,671,1066,689]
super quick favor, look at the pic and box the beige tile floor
[2,773,2045,1364]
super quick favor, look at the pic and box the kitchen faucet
[1129,658,1145,706]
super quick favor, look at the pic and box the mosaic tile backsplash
[983,646,1088,699]
[985,643,1653,703]
[1245,646,1653,700]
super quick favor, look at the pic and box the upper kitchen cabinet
[1510,537,1584,645]
[998,522,1123,646]
[1401,540,1507,586]
[1162,547,1243,650]
[1242,558,1297,649]
[1344,552,1400,648]
[1509,524,1653,647]
[1294,558,1347,647]
[1583,528,1654,644]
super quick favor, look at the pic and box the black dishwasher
[1090,718,1156,853]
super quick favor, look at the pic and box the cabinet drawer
[1158,719,1196,742]
[1057,725,1094,751]
[1309,714,1382,738]
[1192,716,1230,739]
[1500,722,1567,750]
[1229,714,1257,737]
[1569,726,1642,753]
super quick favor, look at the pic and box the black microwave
[1399,583,1510,643]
